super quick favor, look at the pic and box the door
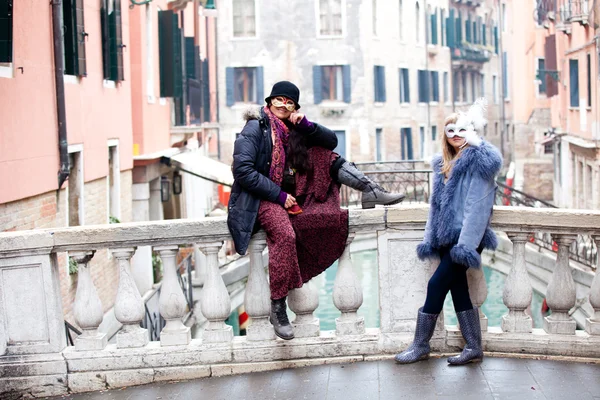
[334,130,346,158]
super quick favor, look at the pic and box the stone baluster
[112,248,149,348]
[199,242,233,343]
[333,234,365,336]
[155,246,191,346]
[71,251,107,350]
[502,233,533,333]
[467,265,488,332]
[289,281,320,338]
[544,235,577,334]
[244,236,275,341]
[585,236,600,335]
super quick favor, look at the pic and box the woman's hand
[284,194,297,209]
[289,112,305,125]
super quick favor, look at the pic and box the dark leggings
[422,247,475,314]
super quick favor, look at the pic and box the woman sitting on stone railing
[227,81,405,340]
[395,98,503,366]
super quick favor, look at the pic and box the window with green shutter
[399,68,410,103]
[101,0,125,82]
[63,0,87,76]
[0,0,13,63]
[466,16,471,43]
[430,12,438,45]
[494,25,499,54]
[569,59,579,107]
[158,10,183,98]
[447,9,455,48]
[418,70,429,103]
[401,128,413,160]
[374,65,386,102]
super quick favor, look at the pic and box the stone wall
[522,160,554,202]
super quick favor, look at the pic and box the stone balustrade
[0,206,599,398]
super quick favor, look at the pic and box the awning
[162,151,233,187]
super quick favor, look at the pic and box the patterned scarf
[264,105,290,186]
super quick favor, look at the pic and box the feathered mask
[444,97,488,147]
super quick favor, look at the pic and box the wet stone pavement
[50,357,600,400]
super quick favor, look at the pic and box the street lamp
[161,176,171,203]
[172,171,182,195]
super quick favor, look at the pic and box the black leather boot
[395,308,439,364]
[270,297,294,340]
[448,307,484,365]
[337,162,405,209]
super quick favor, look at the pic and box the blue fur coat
[417,141,503,269]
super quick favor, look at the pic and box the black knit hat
[265,81,301,109]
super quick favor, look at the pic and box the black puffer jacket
[227,108,338,255]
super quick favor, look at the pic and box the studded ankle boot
[336,162,406,209]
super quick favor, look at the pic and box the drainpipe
[497,0,507,162]
[52,0,70,188]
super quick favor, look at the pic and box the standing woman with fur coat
[395,99,502,366]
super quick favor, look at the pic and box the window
[420,126,425,158]
[587,53,592,107]
[456,12,462,44]
[101,0,124,82]
[431,125,437,141]
[401,127,413,160]
[493,75,498,103]
[322,65,344,101]
[334,131,346,158]
[313,65,351,103]
[495,122,498,137]
[480,73,485,97]
[453,71,459,102]
[416,2,420,43]
[0,0,13,63]
[374,65,386,102]
[399,68,410,103]
[226,66,264,105]
[63,0,87,76]
[145,5,155,101]
[429,8,438,45]
[461,70,467,102]
[418,70,429,103]
[570,59,579,107]
[376,128,383,161]
[494,25,499,54]
[443,71,448,102]
[319,0,343,36]
[373,0,378,36]
[235,67,258,103]
[159,10,183,98]
[429,71,439,102]
[447,9,455,48]
[502,3,507,32]
[233,0,256,38]
[108,142,121,222]
[537,58,546,95]
[466,15,471,43]
[483,14,487,45]
[399,0,404,40]
[471,72,476,101]
[503,51,509,99]
[441,9,446,46]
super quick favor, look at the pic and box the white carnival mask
[445,98,488,147]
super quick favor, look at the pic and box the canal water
[309,249,546,330]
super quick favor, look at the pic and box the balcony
[451,43,492,64]
[1,204,599,397]
[556,0,590,28]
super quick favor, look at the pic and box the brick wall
[1,170,133,325]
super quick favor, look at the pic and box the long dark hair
[286,125,311,174]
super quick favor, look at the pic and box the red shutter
[545,34,558,97]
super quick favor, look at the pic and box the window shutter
[379,66,386,102]
[432,71,439,101]
[256,66,264,104]
[569,59,579,107]
[0,0,12,63]
[74,0,87,76]
[373,66,379,101]
[313,65,323,104]
[466,17,471,43]
[545,34,558,97]
[404,69,410,102]
[472,21,477,44]
[494,26,499,54]
[446,18,454,48]
[482,23,487,46]
[418,70,429,102]
[342,64,352,103]
[113,0,124,82]
[406,128,413,160]
[201,60,210,120]
[431,13,438,45]
[225,67,234,106]
[172,14,183,98]
[503,52,508,99]
[185,37,196,78]
[101,2,110,79]
[158,10,176,97]
[401,128,406,160]
[399,69,404,102]
[456,15,462,44]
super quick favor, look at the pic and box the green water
[310,249,546,330]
